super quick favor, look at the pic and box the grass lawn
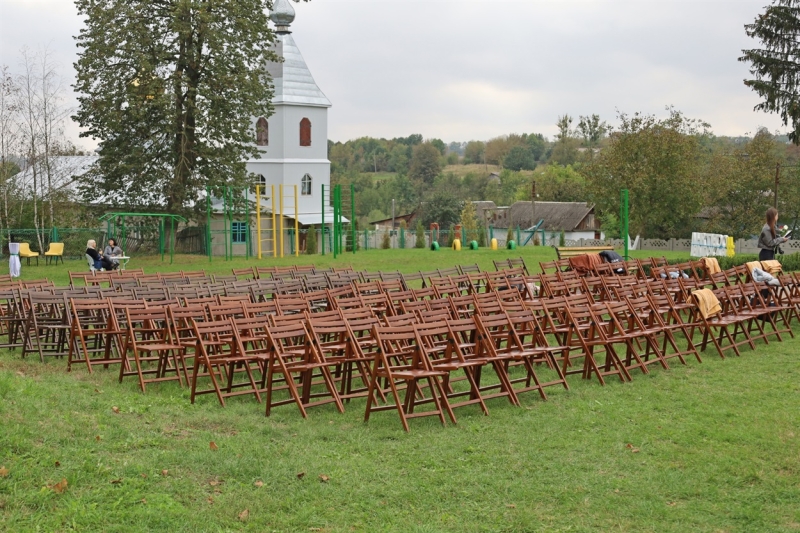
[2,247,799,532]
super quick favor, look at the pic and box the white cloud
[0,0,787,147]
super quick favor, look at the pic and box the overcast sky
[0,0,786,148]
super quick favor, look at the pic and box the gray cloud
[0,0,786,147]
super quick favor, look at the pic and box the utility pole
[531,180,536,243]
[391,198,395,248]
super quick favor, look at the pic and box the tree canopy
[73,0,288,214]
[741,0,800,144]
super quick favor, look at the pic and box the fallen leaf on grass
[94,388,102,393]
[0,466,8,477]
[141,473,147,478]
[207,497,214,504]
[318,474,330,483]
[111,406,120,414]
[141,498,147,504]
[254,481,264,488]
[296,472,305,480]
[95,436,101,442]
[238,509,249,522]
[506,504,516,509]
[51,479,68,493]
[625,443,640,453]
[54,461,60,467]
[161,470,168,476]
[667,501,677,507]
[209,480,222,487]
[111,478,122,485]
[209,441,218,451]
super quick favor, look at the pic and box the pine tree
[741,1,800,143]
[305,225,317,255]
[73,0,283,213]
[415,221,426,248]
[381,231,391,249]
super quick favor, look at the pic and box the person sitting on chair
[104,238,123,270]
[86,239,113,271]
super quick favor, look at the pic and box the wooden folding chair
[119,307,185,392]
[690,289,755,358]
[67,299,121,373]
[264,321,344,417]
[190,318,262,406]
[562,304,631,385]
[365,325,455,432]
[21,292,71,362]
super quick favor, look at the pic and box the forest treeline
[330,109,800,240]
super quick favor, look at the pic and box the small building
[369,213,416,231]
[478,200,603,241]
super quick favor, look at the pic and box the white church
[238,0,333,256]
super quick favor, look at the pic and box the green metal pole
[333,185,338,258]
[245,186,250,260]
[621,188,629,260]
[170,217,175,264]
[350,183,356,254]
[159,218,164,262]
[516,225,521,245]
[207,185,212,262]
[321,184,325,256]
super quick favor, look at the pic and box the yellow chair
[19,242,39,266]
[45,242,64,265]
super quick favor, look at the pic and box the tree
[381,230,391,249]
[584,108,710,238]
[460,201,479,242]
[704,129,784,238]
[429,138,446,156]
[525,133,547,161]
[576,114,609,158]
[536,164,587,202]
[73,0,289,215]
[740,1,800,144]
[415,220,426,248]
[463,141,485,165]
[503,145,536,171]
[418,190,461,229]
[305,225,317,254]
[550,114,579,166]
[408,142,442,185]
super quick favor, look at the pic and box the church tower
[246,0,332,226]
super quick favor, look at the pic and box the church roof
[265,2,331,109]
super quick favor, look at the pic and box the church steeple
[270,0,296,33]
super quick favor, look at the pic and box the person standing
[758,207,789,261]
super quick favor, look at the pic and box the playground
[0,245,799,532]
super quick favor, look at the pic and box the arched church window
[256,117,268,146]
[300,118,311,147]
[301,174,312,196]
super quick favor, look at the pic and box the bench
[554,245,614,260]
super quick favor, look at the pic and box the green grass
[2,248,799,532]
[0,246,690,287]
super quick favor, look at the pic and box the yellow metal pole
[256,185,262,260]
[279,184,284,258]
[294,184,299,257]
[271,185,276,258]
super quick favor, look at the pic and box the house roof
[507,201,595,231]
[266,33,331,108]
[369,213,415,226]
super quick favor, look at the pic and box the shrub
[559,230,566,247]
[415,221,426,248]
[381,231,391,249]
[477,223,486,247]
[506,226,514,244]
[305,226,317,255]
